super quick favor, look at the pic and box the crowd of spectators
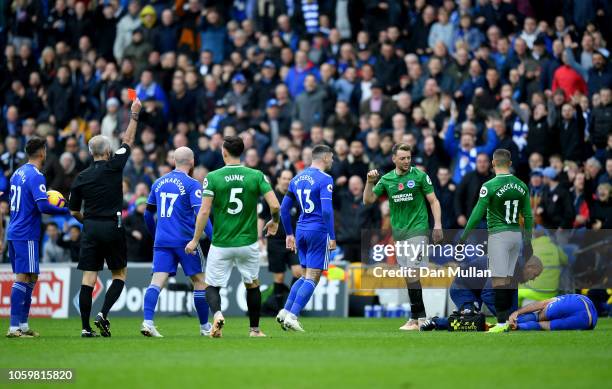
[0,0,611,263]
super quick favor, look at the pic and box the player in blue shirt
[509,294,598,331]
[141,147,213,337]
[277,145,336,332]
[6,138,70,338]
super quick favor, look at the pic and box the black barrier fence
[0,263,348,319]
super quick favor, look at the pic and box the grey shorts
[396,235,429,268]
[487,231,522,277]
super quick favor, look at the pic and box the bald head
[174,146,194,169]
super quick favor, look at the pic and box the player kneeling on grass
[141,147,214,337]
[186,136,281,338]
[420,256,543,331]
[509,294,598,331]
[277,145,336,332]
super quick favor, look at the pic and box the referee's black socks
[273,282,288,308]
[246,287,262,329]
[407,280,426,319]
[101,279,125,318]
[205,286,222,314]
[79,285,94,330]
[494,288,514,323]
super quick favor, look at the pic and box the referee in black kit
[69,98,141,337]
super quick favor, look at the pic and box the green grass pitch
[2,317,611,388]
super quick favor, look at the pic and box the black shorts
[78,219,127,272]
[267,239,299,273]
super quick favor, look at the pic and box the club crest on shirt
[398,183,404,190]
[407,180,415,189]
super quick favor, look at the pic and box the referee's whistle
[117,211,122,228]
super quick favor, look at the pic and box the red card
[127,88,136,101]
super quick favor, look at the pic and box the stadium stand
[0,0,610,274]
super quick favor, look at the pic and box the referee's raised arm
[121,98,141,147]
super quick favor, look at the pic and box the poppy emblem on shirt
[407,180,416,189]
[398,183,404,190]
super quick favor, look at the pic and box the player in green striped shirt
[364,143,443,331]
[460,148,534,333]
[185,136,280,338]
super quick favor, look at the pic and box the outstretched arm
[564,47,588,81]
[122,98,142,147]
[460,196,487,241]
[476,127,499,156]
[443,119,459,156]
[37,199,70,215]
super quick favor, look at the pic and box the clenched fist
[367,169,380,184]
[131,98,142,114]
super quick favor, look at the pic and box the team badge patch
[39,184,47,193]
[426,175,432,185]
[327,184,333,192]
[479,186,488,197]
[407,180,415,189]
[195,189,202,198]
[398,183,404,190]
[203,178,208,189]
